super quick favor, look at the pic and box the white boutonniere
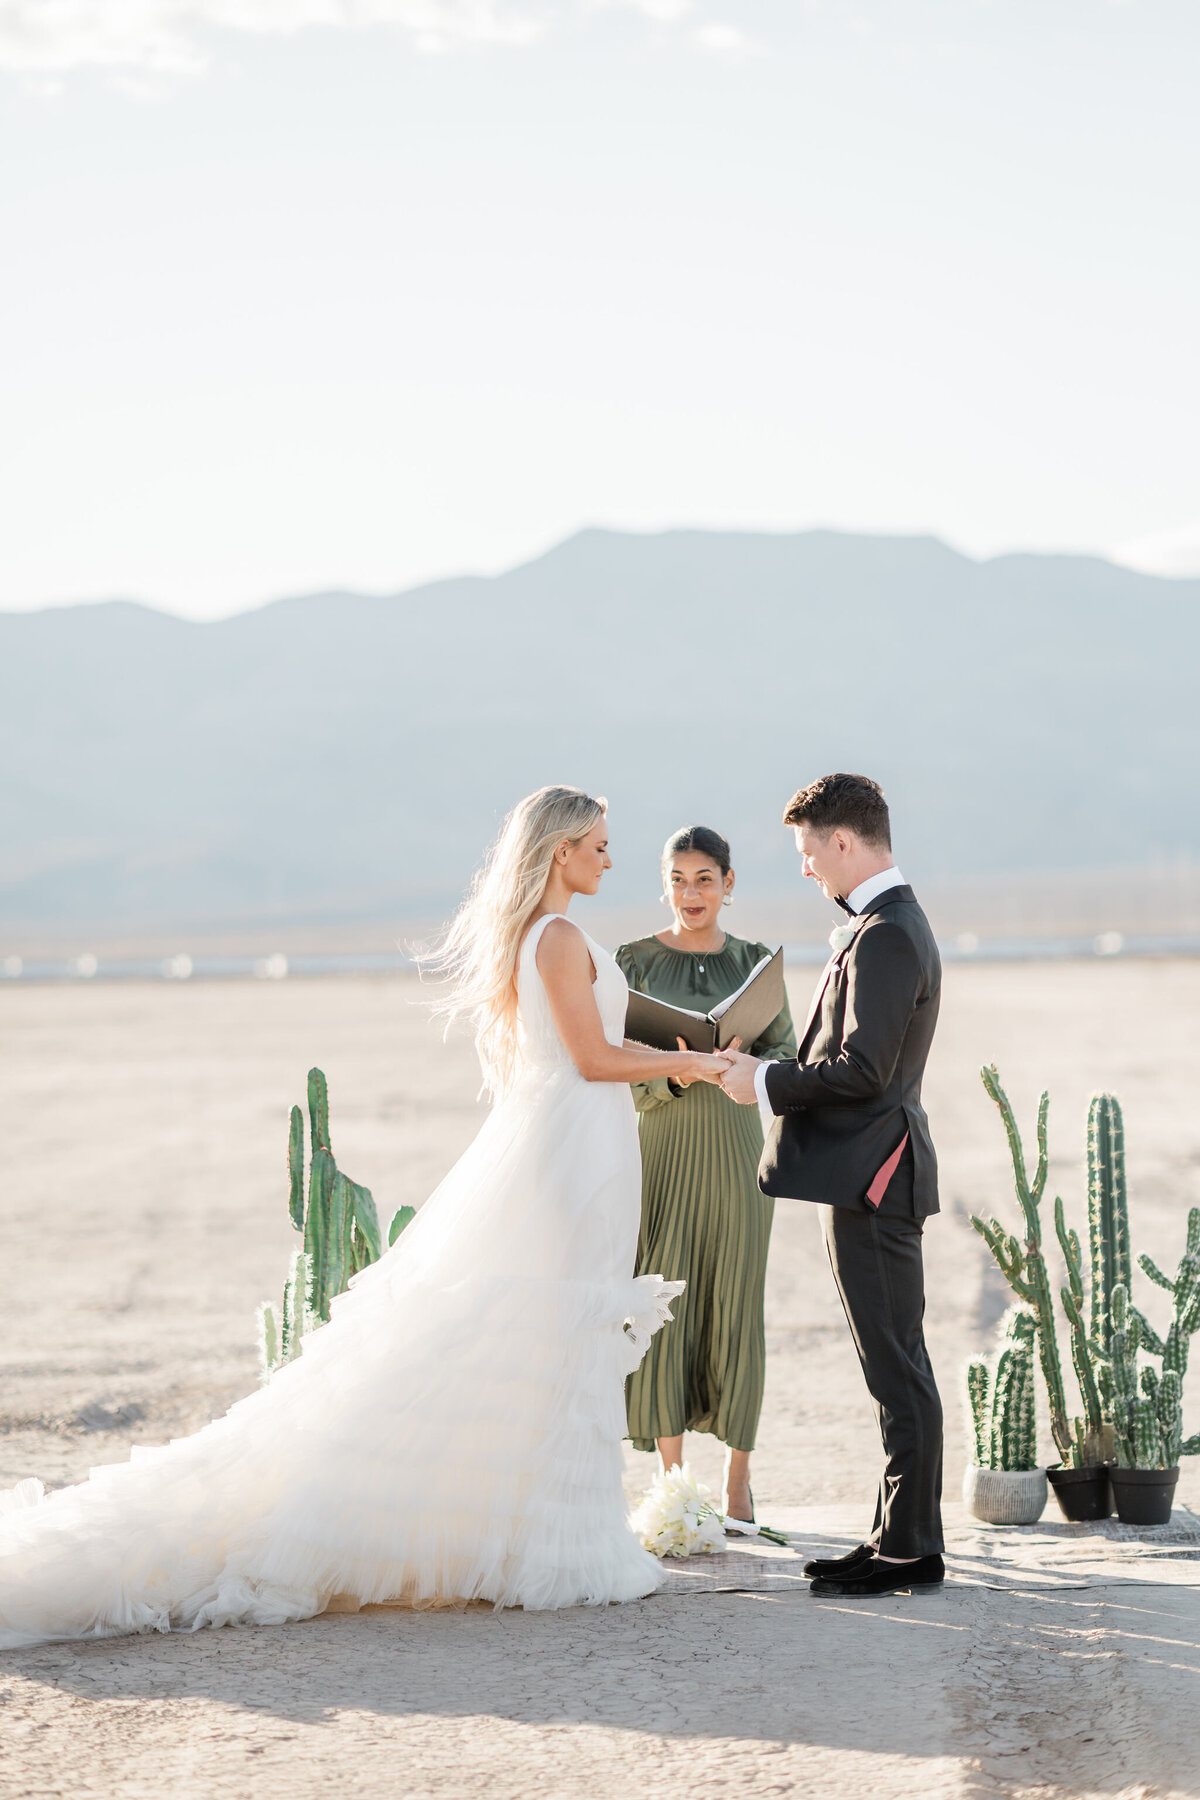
[828,919,862,956]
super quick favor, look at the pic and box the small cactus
[967,1360,991,1466]
[256,1069,415,1377]
[966,1308,1038,1472]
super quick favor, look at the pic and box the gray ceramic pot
[962,1465,1049,1525]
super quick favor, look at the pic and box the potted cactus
[1106,1211,1200,1524]
[971,1070,1120,1520]
[963,1308,1048,1524]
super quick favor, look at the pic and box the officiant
[615,826,796,1526]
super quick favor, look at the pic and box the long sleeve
[629,1075,682,1114]
[764,921,921,1113]
[614,941,682,1113]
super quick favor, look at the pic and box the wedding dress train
[0,915,681,1647]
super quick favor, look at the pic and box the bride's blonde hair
[424,785,607,1092]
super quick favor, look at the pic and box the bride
[0,786,732,1647]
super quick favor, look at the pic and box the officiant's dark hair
[782,774,891,849]
[661,825,731,876]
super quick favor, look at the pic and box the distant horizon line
[5,521,1198,625]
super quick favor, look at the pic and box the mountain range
[3,528,1197,934]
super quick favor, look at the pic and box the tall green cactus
[1109,1282,1142,1466]
[1088,1095,1130,1360]
[288,1105,305,1230]
[257,1068,414,1377]
[308,1065,330,1156]
[1152,1368,1184,1468]
[1122,1207,1200,1465]
[973,1067,1118,1467]
[1054,1194,1111,1464]
[1133,1370,1162,1467]
[975,1077,1199,1474]
[1138,1206,1200,1381]
[966,1308,1038,1472]
[972,1068,1074,1460]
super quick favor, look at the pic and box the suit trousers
[819,1147,944,1558]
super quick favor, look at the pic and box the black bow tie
[835,894,857,916]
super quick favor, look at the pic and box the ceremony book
[624,948,785,1054]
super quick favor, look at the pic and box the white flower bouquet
[630,1462,727,1558]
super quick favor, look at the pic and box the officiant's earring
[722,895,733,907]
[659,893,670,906]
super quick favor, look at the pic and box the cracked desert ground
[2,959,1199,1800]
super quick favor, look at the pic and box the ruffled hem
[0,1033,677,1647]
[0,1268,683,1647]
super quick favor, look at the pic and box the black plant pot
[1046,1463,1112,1521]
[1110,1466,1179,1526]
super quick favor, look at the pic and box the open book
[624,948,786,1054]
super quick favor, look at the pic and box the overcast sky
[2,0,1197,618]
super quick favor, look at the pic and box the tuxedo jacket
[757,884,941,1217]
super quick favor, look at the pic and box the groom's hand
[718,1042,761,1105]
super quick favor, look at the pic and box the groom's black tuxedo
[758,884,941,1216]
[757,882,944,1560]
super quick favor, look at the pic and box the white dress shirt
[753,866,905,1124]
[843,865,905,917]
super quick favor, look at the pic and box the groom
[719,773,945,1596]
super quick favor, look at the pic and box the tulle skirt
[0,1065,681,1648]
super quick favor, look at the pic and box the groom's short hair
[783,773,891,849]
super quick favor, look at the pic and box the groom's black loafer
[810,1553,945,1597]
[802,1542,875,1579]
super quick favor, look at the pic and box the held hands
[714,1039,762,1105]
[673,1038,734,1087]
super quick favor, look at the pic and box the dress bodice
[516,915,629,1071]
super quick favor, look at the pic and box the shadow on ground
[5,1568,1199,1800]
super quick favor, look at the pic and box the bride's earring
[722,895,733,907]
[660,893,670,907]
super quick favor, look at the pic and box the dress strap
[521,913,569,960]
[520,913,596,974]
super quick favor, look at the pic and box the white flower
[828,922,859,954]
[630,1462,727,1558]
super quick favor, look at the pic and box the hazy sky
[3,0,1198,617]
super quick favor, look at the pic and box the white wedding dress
[0,915,683,1648]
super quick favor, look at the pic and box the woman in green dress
[615,826,796,1526]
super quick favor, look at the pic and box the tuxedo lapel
[797,961,835,1052]
[798,946,848,1051]
[794,889,910,1055]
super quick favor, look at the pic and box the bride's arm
[536,919,729,1086]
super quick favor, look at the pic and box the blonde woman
[0,787,730,1648]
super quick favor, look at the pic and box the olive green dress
[614,933,797,1455]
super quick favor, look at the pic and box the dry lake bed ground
[2,959,1200,1799]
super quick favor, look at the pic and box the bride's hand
[674,1039,734,1086]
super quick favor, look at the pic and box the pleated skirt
[626,1081,775,1454]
